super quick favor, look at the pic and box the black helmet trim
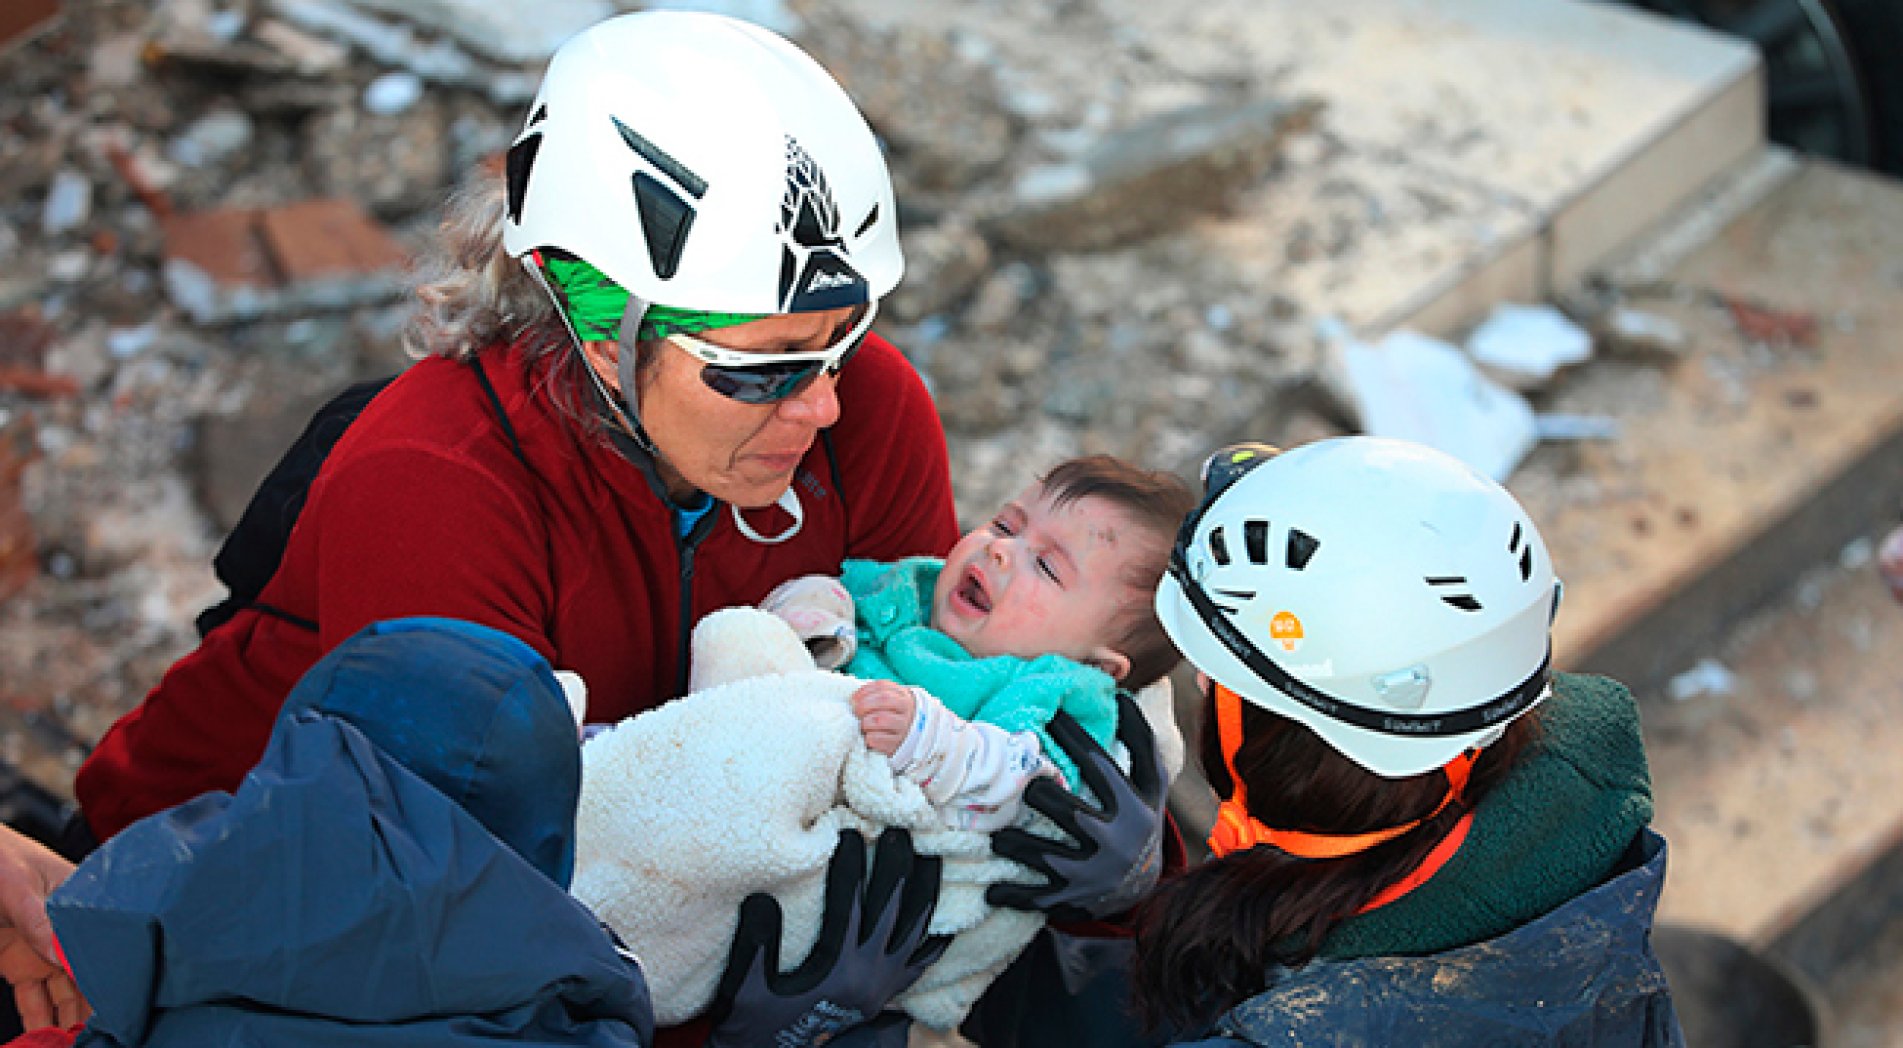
[1166,449,1551,739]
[1168,540,1551,737]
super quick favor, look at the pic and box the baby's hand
[852,680,918,756]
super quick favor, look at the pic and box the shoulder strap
[820,427,848,552]
[197,375,396,638]
[467,354,532,472]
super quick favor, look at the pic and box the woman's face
[589,306,859,507]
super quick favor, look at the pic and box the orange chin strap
[1205,682,1477,863]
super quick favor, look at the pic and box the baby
[569,455,1195,1031]
[763,454,1196,830]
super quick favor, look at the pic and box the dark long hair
[1131,684,1540,1033]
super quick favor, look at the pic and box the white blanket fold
[572,606,1179,1030]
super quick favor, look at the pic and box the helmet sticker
[1269,610,1304,653]
[777,136,867,312]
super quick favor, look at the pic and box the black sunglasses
[668,302,877,405]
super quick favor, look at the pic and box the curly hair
[399,175,654,434]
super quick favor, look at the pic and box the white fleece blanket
[571,606,1182,1031]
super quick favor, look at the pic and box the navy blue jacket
[48,617,655,1047]
[1177,829,1682,1047]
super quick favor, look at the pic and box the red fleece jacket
[75,332,957,842]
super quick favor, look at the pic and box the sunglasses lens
[699,360,824,404]
[685,309,872,404]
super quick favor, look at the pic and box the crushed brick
[0,420,38,604]
[0,369,80,398]
[259,198,409,283]
[104,141,175,219]
[0,308,57,370]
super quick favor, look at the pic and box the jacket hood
[276,615,583,886]
[50,618,649,1047]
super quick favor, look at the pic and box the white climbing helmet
[1155,437,1561,778]
[501,10,903,315]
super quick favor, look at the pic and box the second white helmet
[1156,437,1561,778]
[501,11,902,315]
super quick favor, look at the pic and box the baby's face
[932,484,1143,675]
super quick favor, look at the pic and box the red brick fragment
[104,141,175,219]
[0,369,80,399]
[0,0,58,53]
[259,198,409,283]
[0,308,57,369]
[161,207,278,291]
[1725,296,1818,347]
[0,419,38,604]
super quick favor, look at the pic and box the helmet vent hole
[1212,588,1253,615]
[854,204,879,239]
[1208,526,1231,566]
[1509,521,1523,553]
[613,116,707,199]
[1427,576,1483,612]
[1286,529,1319,570]
[632,173,697,281]
[504,134,542,224]
[1519,547,1533,582]
[1243,520,1269,564]
[529,103,547,127]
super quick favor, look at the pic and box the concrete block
[1546,62,1765,290]
[1200,149,1541,337]
[1516,162,1903,686]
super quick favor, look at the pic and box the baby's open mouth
[956,569,992,613]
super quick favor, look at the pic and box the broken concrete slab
[161,198,410,325]
[1523,161,1903,690]
[303,99,452,218]
[329,0,613,64]
[807,15,1020,198]
[885,219,990,324]
[980,97,1321,253]
[1465,302,1593,391]
[1330,325,1536,481]
[264,0,539,103]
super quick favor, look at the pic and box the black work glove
[987,691,1168,922]
[705,827,950,1048]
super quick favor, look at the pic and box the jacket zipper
[673,508,717,697]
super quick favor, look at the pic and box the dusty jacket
[1177,675,1683,1047]
[49,618,655,1048]
[1179,829,1679,1046]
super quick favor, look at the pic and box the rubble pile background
[0,0,1344,791]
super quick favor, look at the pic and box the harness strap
[1207,682,1476,861]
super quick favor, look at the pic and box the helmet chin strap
[523,255,807,546]
[521,256,659,456]
[732,486,804,544]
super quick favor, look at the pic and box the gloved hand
[759,575,859,669]
[987,691,1168,922]
[705,827,949,1048]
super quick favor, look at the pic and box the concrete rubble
[0,0,1805,792]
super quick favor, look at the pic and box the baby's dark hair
[1039,455,1197,690]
